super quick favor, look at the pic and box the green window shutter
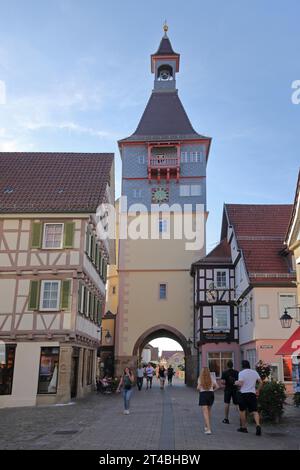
[31,223,43,248]
[78,282,82,314]
[85,226,90,254]
[101,258,105,280]
[97,301,103,326]
[92,236,96,263]
[95,243,99,270]
[93,296,97,322]
[85,290,90,317]
[28,280,40,310]
[98,251,102,274]
[90,293,94,320]
[61,280,71,310]
[64,222,75,248]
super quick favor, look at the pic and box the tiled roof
[193,238,232,266]
[0,152,114,213]
[119,91,210,143]
[225,204,294,285]
[161,350,183,360]
[153,35,178,56]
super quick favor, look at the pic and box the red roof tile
[225,204,295,285]
[194,238,232,265]
[0,152,114,213]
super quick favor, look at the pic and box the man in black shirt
[221,360,239,424]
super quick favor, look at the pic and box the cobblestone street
[0,379,299,450]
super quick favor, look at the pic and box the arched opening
[157,64,173,81]
[132,324,194,385]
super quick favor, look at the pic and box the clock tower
[115,25,211,385]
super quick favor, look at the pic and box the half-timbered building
[0,152,114,407]
[191,238,240,379]
[192,203,297,384]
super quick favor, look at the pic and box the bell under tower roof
[119,25,211,145]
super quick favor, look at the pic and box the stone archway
[132,324,196,386]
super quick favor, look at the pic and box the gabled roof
[193,238,232,267]
[223,204,295,286]
[0,152,114,213]
[119,91,210,143]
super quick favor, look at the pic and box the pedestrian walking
[197,367,218,434]
[158,365,166,389]
[136,364,144,391]
[235,360,263,435]
[167,365,175,385]
[116,367,135,415]
[145,363,154,390]
[221,360,239,424]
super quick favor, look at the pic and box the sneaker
[237,427,248,433]
[204,429,212,435]
[256,425,262,436]
[222,419,230,424]
[123,410,130,415]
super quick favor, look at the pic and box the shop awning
[276,327,300,355]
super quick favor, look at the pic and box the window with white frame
[179,185,190,196]
[133,189,142,199]
[190,185,202,196]
[244,301,248,324]
[179,184,202,197]
[43,223,64,249]
[212,306,230,330]
[259,305,269,319]
[40,281,61,311]
[279,293,297,318]
[180,151,188,163]
[239,305,243,327]
[208,351,234,378]
[249,297,253,322]
[215,270,227,288]
[246,349,256,369]
[138,155,145,164]
[190,151,203,163]
[159,283,167,300]
[159,219,168,233]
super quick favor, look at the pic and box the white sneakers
[204,427,212,434]
[123,410,130,415]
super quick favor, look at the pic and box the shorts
[238,393,258,413]
[199,391,215,407]
[224,388,239,405]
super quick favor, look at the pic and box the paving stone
[0,378,299,450]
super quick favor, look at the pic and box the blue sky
[0,0,299,248]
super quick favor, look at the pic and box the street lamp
[279,306,300,329]
[104,330,112,345]
[280,309,293,329]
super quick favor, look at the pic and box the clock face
[159,69,171,81]
[152,187,169,203]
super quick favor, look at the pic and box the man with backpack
[221,360,239,424]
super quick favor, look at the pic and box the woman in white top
[197,367,218,434]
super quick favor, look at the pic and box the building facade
[192,204,297,386]
[115,26,211,385]
[0,152,114,407]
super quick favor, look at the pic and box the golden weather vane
[163,20,168,34]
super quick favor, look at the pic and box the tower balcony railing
[149,155,180,168]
